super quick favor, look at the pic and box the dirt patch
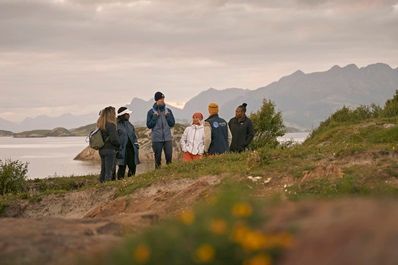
[0,175,223,265]
[301,163,343,183]
[4,187,117,219]
[265,198,398,265]
[0,217,120,265]
[85,175,222,219]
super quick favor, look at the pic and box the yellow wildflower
[244,254,271,265]
[179,209,195,225]
[240,230,267,251]
[210,218,227,235]
[232,223,250,243]
[232,202,253,218]
[132,244,150,263]
[195,244,215,263]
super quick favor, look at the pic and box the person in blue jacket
[146,91,175,169]
[116,107,140,179]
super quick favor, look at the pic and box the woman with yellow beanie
[205,103,232,155]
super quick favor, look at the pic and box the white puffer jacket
[180,124,205,155]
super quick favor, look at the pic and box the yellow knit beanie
[208,103,219,115]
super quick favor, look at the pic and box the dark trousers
[117,144,136,179]
[152,141,173,169]
[99,149,116,183]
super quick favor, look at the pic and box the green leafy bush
[250,99,286,149]
[88,188,293,265]
[383,90,398,117]
[308,90,398,142]
[0,159,28,195]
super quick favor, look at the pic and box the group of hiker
[95,91,254,183]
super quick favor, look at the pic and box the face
[124,113,130,120]
[156,98,165,105]
[235,107,244,119]
[193,116,201,124]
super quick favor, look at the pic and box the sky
[1,0,398,122]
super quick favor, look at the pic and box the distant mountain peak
[292,70,305,76]
[363,63,393,71]
[278,69,305,82]
[344,64,359,70]
[330,65,342,71]
[130,97,149,103]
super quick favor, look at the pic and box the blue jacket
[206,114,230,155]
[146,103,175,142]
[117,119,140,165]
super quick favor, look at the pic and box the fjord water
[0,132,309,179]
[0,137,99,179]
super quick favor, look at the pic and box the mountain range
[1,63,397,132]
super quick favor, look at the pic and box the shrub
[0,159,28,195]
[383,90,398,117]
[250,99,286,149]
[88,187,294,265]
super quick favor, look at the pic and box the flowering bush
[90,188,293,265]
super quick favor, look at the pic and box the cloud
[0,0,397,121]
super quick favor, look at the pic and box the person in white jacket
[180,112,209,161]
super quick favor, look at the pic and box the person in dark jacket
[116,107,140,179]
[146,91,176,169]
[97,106,120,183]
[205,103,232,155]
[229,103,255,153]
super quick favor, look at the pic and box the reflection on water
[0,137,153,179]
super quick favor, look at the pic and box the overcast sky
[1,0,398,121]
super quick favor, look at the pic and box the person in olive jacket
[97,106,120,183]
[116,107,140,179]
[146,91,176,169]
[228,103,255,153]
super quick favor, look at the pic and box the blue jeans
[152,141,173,169]
[99,149,116,182]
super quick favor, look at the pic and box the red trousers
[183,152,203,161]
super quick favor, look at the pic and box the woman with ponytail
[228,103,255,152]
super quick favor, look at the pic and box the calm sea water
[0,132,310,179]
[277,132,310,144]
[0,137,153,179]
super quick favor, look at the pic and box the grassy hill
[69,123,96,136]
[13,127,74,138]
[0,130,13,137]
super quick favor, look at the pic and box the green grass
[286,175,398,201]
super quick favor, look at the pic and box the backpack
[88,128,106,150]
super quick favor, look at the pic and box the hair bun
[242,103,247,108]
